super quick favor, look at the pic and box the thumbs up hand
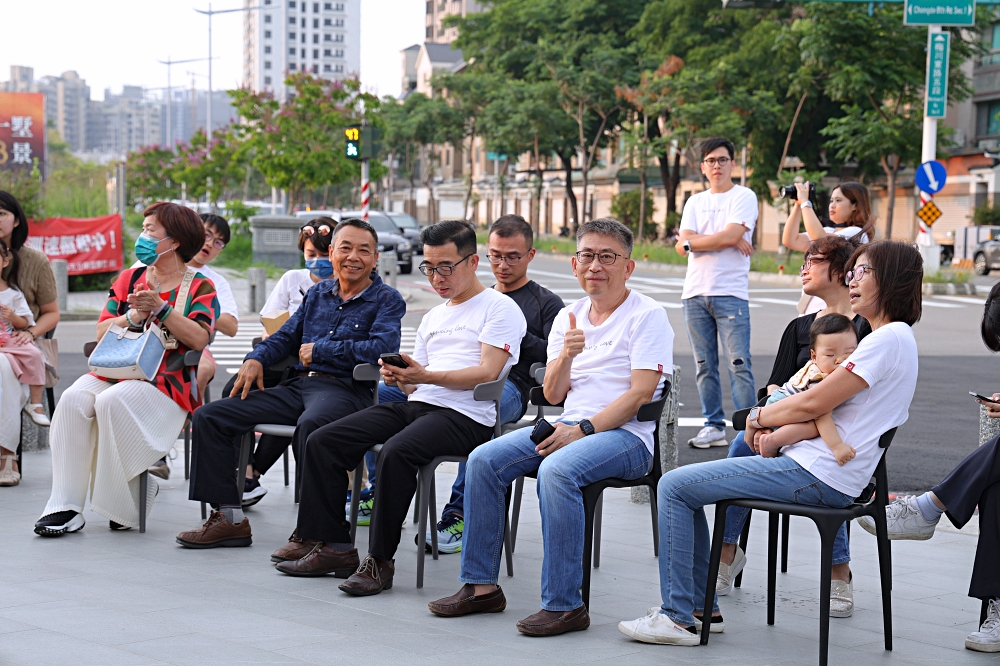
[562,311,586,359]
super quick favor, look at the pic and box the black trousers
[296,401,493,561]
[933,433,1000,600]
[189,375,372,506]
[221,369,292,475]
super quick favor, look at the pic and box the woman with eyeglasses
[781,182,875,315]
[259,219,336,332]
[714,234,871,618]
[621,240,922,647]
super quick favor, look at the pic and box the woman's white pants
[0,354,27,454]
[41,374,188,528]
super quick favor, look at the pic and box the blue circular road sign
[915,160,947,195]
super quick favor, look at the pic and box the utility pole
[157,56,214,150]
[194,4,261,136]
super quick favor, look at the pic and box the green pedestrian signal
[345,126,361,161]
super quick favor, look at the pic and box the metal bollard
[52,259,68,313]
[378,251,398,289]
[247,268,267,313]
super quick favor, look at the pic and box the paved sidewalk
[0,447,989,665]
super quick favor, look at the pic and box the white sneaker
[967,599,1000,652]
[857,496,939,540]
[688,426,728,449]
[830,577,853,618]
[716,545,746,595]
[646,606,725,633]
[619,609,699,646]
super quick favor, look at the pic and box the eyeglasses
[487,252,524,266]
[800,256,828,273]
[301,224,332,236]
[845,264,872,285]
[419,253,474,276]
[703,157,731,167]
[204,232,226,251]
[575,251,622,265]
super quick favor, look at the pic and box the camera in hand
[779,182,816,203]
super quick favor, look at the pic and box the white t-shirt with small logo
[409,288,527,426]
[547,291,674,453]
[680,185,759,301]
[782,321,918,497]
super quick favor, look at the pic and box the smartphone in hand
[970,391,1000,405]
[380,353,409,368]
[530,419,556,445]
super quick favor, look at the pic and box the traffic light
[345,126,360,160]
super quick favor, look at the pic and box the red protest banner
[25,215,124,275]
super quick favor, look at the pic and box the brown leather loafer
[429,584,507,617]
[271,530,320,563]
[176,511,252,549]
[516,606,590,636]
[338,555,394,596]
[274,543,360,577]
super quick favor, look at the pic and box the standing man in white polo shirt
[675,138,758,449]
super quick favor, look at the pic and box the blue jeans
[682,295,756,428]
[656,455,855,627]
[460,422,651,611]
[377,380,524,518]
[721,432,851,564]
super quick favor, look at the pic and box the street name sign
[915,160,947,194]
[925,31,951,118]
[905,0,975,25]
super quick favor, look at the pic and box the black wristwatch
[578,419,595,436]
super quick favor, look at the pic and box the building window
[264,76,272,84]
[324,18,331,25]
[289,31,295,39]
[264,13,271,22]
[289,16,295,24]
[324,64,332,72]
[264,45,271,54]
[334,33,343,42]
[426,26,432,38]
[289,47,295,54]
[313,48,319,58]
[333,18,343,26]
[312,64,319,74]
[264,61,272,69]
[301,48,306,56]
[324,2,332,8]
[313,2,319,11]
[426,0,432,12]
[979,101,1000,136]
[335,48,343,57]
[335,64,343,73]
[264,0,271,4]
[264,30,271,37]
[313,18,319,28]
[313,33,319,43]
[301,17,306,27]
[324,33,331,41]
[301,33,306,42]
[290,63,297,70]
[288,0,295,6]
[323,48,332,56]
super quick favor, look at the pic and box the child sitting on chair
[756,313,859,465]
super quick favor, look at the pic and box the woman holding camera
[781,182,874,314]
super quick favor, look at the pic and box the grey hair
[576,217,634,256]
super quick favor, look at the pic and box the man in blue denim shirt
[177,219,406,549]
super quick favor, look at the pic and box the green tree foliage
[229,73,381,210]
[611,188,656,240]
[127,145,178,206]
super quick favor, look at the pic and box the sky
[0,0,425,100]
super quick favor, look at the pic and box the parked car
[294,210,413,274]
[973,237,1000,275]
[386,211,424,254]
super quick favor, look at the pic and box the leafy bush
[610,189,657,240]
[973,202,1000,227]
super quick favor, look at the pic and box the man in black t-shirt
[406,215,563,553]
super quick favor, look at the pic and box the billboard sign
[0,92,46,176]
[25,215,124,275]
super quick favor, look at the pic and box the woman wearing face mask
[34,202,220,536]
[781,182,875,315]
[258,219,336,333]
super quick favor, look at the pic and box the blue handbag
[88,268,195,381]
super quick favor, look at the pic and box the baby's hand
[0,305,13,321]
[833,443,857,466]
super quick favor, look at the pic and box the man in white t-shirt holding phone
[428,218,673,637]
[675,138,758,449]
[273,220,526,597]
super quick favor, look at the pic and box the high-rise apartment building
[3,66,90,152]
[243,0,361,101]
[425,0,481,43]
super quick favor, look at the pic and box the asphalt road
[54,253,997,492]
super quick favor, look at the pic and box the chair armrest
[529,362,546,386]
[183,350,203,367]
[44,328,55,340]
[252,336,262,348]
[353,363,381,382]
[528,385,564,408]
[637,396,668,423]
[732,395,768,431]
[878,427,897,449]
[757,386,768,402]
[473,367,510,402]
[83,341,97,357]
